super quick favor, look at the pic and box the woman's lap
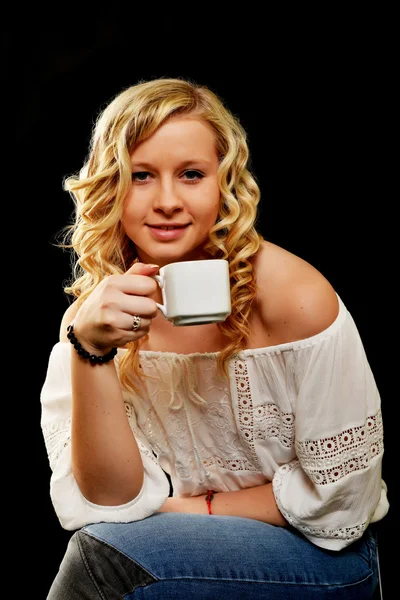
[47,513,378,599]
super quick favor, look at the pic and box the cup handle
[151,274,167,317]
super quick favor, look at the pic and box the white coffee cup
[152,259,231,326]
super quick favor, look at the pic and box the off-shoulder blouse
[40,295,389,550]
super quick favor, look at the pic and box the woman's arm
[69,350,145,505]
[60,262,159,506]
[158,484,288,527]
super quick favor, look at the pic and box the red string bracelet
[205,490,216,515]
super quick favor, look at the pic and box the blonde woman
[41,77,388,599]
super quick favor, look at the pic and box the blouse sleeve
[272,303,389,550]
[40,343,170,531]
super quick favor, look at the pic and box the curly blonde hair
[59,77,264,391]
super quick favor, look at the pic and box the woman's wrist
[158,494,211,515]
[67,324,117,364]
[157,485,287,526]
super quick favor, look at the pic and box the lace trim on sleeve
[296,410,383,485]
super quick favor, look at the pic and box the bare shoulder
[252,240,339,343]
[59,301,80,342]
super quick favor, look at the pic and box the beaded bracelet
[205,489,216,515]
[67,324,118,364]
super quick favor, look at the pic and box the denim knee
[47,528,157,599]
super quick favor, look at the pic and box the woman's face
[121,114,221,267]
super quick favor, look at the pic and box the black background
[8,14,396,598]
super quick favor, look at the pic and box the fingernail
[148,264,159,268]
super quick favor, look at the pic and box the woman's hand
[71,262,160,353]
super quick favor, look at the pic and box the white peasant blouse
[40,295,389,551]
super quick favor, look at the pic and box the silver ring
[132,315,141,331]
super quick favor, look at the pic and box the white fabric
[40,295,389,550]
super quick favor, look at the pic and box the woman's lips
[147,224,190,241]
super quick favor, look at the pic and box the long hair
[59,77,264,391]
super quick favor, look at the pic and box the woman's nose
[153,182,184,214]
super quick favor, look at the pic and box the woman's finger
[124,315,152,333]
[124,262,159,276]
[118,295,159,319]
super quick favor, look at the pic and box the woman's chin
[136,246,207,266]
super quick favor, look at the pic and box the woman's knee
[47,528,156,599]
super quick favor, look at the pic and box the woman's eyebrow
[130,159,214,169]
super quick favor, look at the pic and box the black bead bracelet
[67,324,118,364]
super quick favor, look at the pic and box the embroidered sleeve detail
[295,521,368,543]
[42,417,72,467]
[296,410,383,485]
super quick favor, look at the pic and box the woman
[41,77,388,598]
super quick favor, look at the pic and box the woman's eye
[131,170,204,183]
[132,171,150,182]
[183,170,204,181]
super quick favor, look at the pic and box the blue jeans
[47,513,378,599]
